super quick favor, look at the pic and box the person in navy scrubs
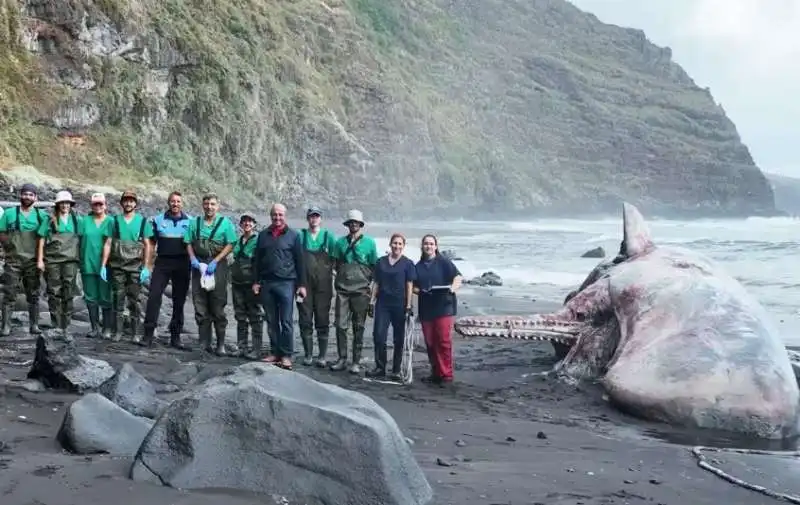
[366,233,416,380]
[414,233,462,385]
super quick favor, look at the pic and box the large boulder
[98,363,168,419]
[57,393,155,456]
[130,362,433,505]
[27,333,114,392]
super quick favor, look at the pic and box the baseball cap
[19,183,37,195]
[90,193,106,204]
[307,206,323,217]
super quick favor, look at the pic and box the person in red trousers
[413,234,462,386]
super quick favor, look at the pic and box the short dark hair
[168,191,182,201]
[202,192,218,202]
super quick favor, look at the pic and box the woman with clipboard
[414,234,463,386]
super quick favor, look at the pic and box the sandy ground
[0,285,796,505]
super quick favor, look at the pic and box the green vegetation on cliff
[0,0,776,216]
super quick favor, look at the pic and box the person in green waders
[35,191,82,338]
[329,209,379,374]
[230,213,262,359]
[184,193,236,355]
[297,206,336,367]
[80,193,113,338]
[0,183,47,336]
[100,191,153,343]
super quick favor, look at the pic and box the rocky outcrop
[130,362,433,505]
[0,0,775,217]
[465,271,503,287]
[27,332,115,392]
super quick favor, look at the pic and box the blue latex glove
[139,267,150,284]
[100,266,108,282]
[191,257,201,270]
[206,260,217,275]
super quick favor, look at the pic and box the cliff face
[0,0,776,217]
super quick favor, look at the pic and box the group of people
[0,184,463,385]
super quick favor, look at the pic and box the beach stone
[98,363,167,419]
[27,333,115,392]
[440,249,464,261]
[581,246,606,258]
[130,362,433,505]
[57,393,155,456]
[465,271,503,287]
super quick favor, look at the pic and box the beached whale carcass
[453,202,800,439]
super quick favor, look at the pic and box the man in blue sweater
[252,203,307,370]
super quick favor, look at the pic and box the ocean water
[366,216,800,345]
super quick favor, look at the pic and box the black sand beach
[0,286,796,505]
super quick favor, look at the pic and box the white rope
[691,446,800,503]
[400,313,416,385]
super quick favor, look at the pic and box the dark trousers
[191,261,229,347]
[44,261,79,329]
[143,256,190,338]
[372,302,406,372]
[2,261,40,305]
[260,280,295,358]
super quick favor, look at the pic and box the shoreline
[0,286,797,504]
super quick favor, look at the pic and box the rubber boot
[49,310,58,331]
[215,324,226,357]
[198,323,213,353]
[28,303,42,335]
[314,331,329,368]
[131,315,141,344]
[349,328,364,374]
[101,307,113,339]
[330,330,348,371]
[245,321,263,360]
[0,305,11,337]
[86,304,100,338]
[59,310,73,343]
[236,321,249,357]
[301,333,314,366]
[112,309,123,342]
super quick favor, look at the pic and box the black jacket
[252,225,307,286]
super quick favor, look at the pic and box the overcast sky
[568,0,800,177]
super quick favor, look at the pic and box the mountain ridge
[0,0,776,218]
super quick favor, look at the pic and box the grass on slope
[1,0,486,203]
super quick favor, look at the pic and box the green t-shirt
[0,206,47,233]
[36,213,80,238]
[332,234,379,266]
[299,228,336,255]
[183,215,237,245]
[102,213,154,242]
[79,215,111,274]
[232,233,257,258]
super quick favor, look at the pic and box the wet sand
[0,286,796,504]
